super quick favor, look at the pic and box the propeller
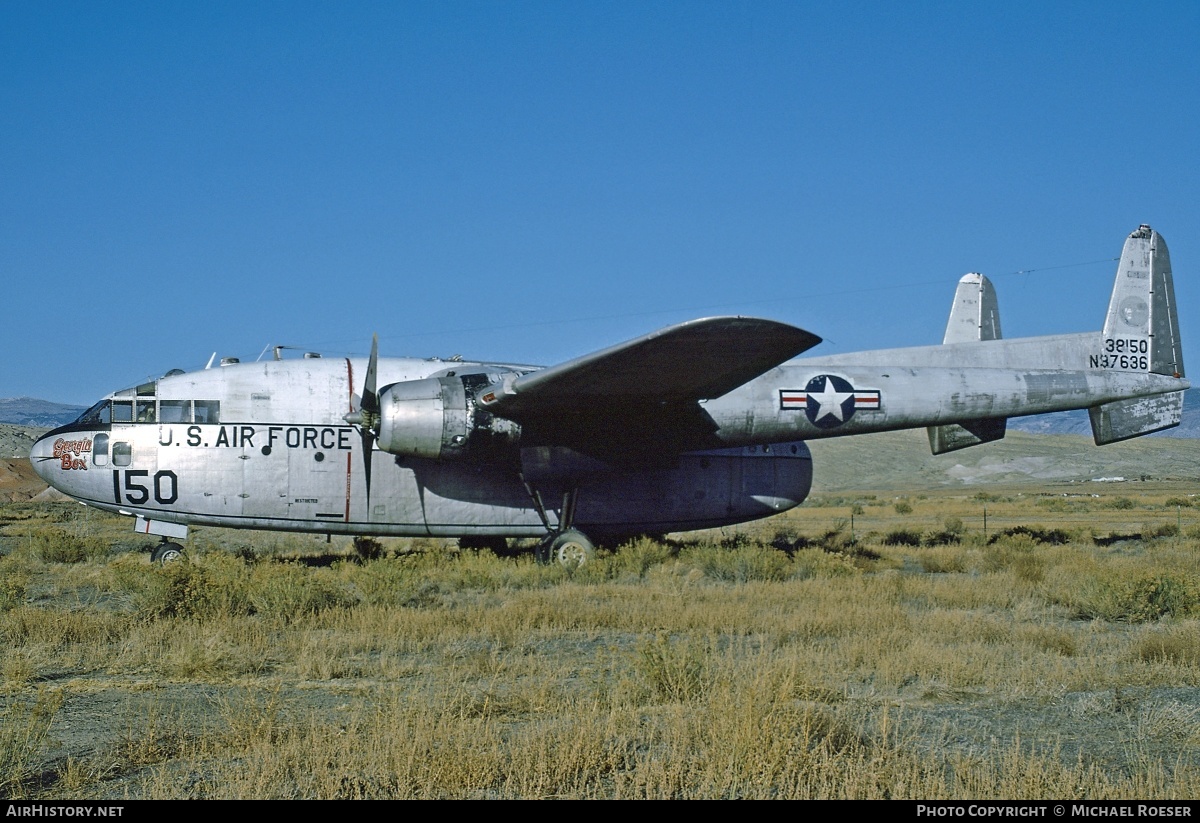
[344,334,380,502]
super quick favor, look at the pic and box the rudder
[1101,224,1184,378]
[942,272,1002,343]
[1090,225,1186,444]
[928,272,1007,454]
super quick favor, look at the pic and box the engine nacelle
[376,375,521,460]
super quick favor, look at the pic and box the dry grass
[2,485,1200,798]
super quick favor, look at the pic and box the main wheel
[151,542,186,564]
[550,529,595,569]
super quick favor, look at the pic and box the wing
[480,316,819,416]
[478,316,820,459]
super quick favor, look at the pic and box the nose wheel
[151,540,186,565]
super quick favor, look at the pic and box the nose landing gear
[150,539,186,565]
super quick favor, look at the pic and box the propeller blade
[361,333,379,415]
[342,334,382,508]
[359,335,380,507]
[361,429,374,503]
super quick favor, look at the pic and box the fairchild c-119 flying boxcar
[32,225,1188,567]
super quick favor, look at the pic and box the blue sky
[3,1,1198,406]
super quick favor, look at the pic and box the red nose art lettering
[52,437,92,470]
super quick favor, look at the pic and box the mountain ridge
[0,397,86,428]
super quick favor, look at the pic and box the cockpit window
[111,400,133,423]
[159,400,190,423]
[133,382,156,422]
[74,399,112,425]
[194,401,220,423]
[74,394,219,425]
[158,400,220,423]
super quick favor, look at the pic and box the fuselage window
[92,433,110,467]
[159,400,191,423]
[112,441,132,467]
[194,401,220,424]
[136,400,155,423]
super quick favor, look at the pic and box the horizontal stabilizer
[927,417,1007,455]
[1088,391,1183,445]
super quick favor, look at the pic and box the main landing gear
[150,539,186,565]
[536,528,596,569]
[526,484,596,569]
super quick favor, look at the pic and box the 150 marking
[1090,337,1150,370]
[113,470,179,506]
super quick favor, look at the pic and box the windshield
[71,385,221,426]
[74,398,112,425]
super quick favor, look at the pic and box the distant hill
[0,397,85,428]
[1008,387,1200,438]
[0,456,62,502]
[0,425,46,459]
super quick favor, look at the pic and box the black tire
[151,542,186,564]
[550,529,595,569]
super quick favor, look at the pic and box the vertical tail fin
[942,273,1002,344]
[1090,225,1186,444]
[928,272,1008,454]
[1102,224,1184,378]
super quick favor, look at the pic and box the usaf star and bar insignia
[779,375,882,429]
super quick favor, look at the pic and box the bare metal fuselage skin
[30,226,1188,542]
[33,356,816,539]
[708,333,1184,443]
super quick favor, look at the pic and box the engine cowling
[375,375,521,460]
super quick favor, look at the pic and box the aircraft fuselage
[31,355,815,541]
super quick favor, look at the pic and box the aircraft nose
[29,432,59,484]
[29,429,93,485]
[29,428,102,502]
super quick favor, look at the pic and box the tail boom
[705,356,1187,447]
[703,224,1188,451]
[708,221,1190,448]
